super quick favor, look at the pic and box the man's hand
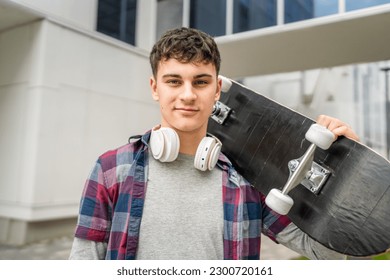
[316,115,359,142]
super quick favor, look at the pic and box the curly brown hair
[149,27,221,78]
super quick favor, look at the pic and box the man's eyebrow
[161,74,213,79]
[194,74,213,79]
[162,74,182,79]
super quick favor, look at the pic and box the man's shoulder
[99,142,139,159]
[219,152,265,199]
[97,137,147,171]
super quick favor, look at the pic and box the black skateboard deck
[208,77,390,257]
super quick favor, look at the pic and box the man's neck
[176,130,207,156]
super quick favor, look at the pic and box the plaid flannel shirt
[74,131,291,259]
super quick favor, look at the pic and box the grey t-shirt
[136,153,223,259]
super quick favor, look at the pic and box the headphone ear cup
[194,137,211,171]
[150,127,179,162]
[150,129,164,159]
[208,140,221,171]
[160,128,180,162]
[194,137,221,171]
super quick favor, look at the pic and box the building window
[313,0,338,17]
[97,0,137,45]
[156,0,184,40]
[284,0,314,24]
[233,0,277,33]
[346,0,390,11]
[190,0,226,36]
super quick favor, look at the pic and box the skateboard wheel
[219,75,232,92]
[305,124,335,150]
[265,189,294,215]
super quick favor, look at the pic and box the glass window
[284,0,314,24]
[190,0,226,36]
[97,0,137,45]
[156,0,184,40]
[346,0,390,11]
[233,0,277,33]
[314,0,338,17]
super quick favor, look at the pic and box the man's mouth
[175,107,199,112]
[174,107,200,115]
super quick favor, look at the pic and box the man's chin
[170,124,205,134]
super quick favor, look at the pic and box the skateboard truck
[288,157,331,195]
[211,76,233,125]
[265,124,335,215]
[211,101,232,125]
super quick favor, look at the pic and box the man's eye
[194,80,208,86]
[167,80,181,85]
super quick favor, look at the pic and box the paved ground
[0,234,301,260]
[260,236,301,260]
[0,235,74,260]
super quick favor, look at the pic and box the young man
[69,27,359,260]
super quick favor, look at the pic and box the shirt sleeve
[276,222,346,260]
[260,192,292,242]
[74,159,112,243]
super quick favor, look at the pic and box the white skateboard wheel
[265,189,294,215]
[219,75,232,92]
[305,123,335,150]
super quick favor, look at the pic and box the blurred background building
[0,0,389,246]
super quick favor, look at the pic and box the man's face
[150,58,221,135]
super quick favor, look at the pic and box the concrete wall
[0,18,160,244]
[5,0,98,30]
[2,0,159,51]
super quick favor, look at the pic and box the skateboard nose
[219,75,232,92]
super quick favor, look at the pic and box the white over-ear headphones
[149,127,222,171]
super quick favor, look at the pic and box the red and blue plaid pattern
[74,131,291,259]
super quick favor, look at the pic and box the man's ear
[215,77,222,101]
[150,76,159,101]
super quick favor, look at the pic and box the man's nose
[180,82,197,100]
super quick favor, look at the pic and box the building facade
[0,0,389,245]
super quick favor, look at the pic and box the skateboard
[208,76,390,257]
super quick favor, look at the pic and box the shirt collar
[141,130,152,146]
